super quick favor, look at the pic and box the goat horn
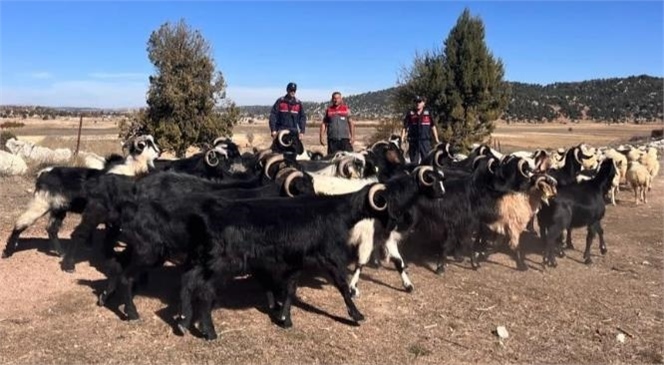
[212,137,227,146]
[518,158,530,178]
[275,167,298,181]
[338,157,355,179]
[284,170,304,198]
[264,154,285,179]
[416,166,435,186]
[277,130,292,147]
[573,147,582,164]
[472,155,486,170]
[434,150,445,168]
[205,150,220,167]
[487,158,497,174]
[370,140,389,150]
[368,183,388,211]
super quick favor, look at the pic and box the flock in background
[0,130,662,341]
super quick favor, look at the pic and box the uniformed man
[400,96,440,163]
[269,82,307,141]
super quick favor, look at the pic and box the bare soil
[0,121,662,364]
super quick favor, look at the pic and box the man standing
[269,82,306,140]
[400,96,440,164]
[320,91,355,155]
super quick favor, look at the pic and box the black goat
[107,169,442,340]
[537,158,617,267]
[2,135,159,259]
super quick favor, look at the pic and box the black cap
[414,95,424,102]
[287,82,297,92]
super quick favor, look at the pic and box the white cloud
[88,72,148,80]
[27,72,53,79]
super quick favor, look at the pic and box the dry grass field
[0,117,662,364]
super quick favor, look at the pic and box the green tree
[121,19,238,157]
[396,8,509,151]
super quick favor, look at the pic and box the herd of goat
[1,129,660,340]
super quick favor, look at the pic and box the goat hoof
[600,247,607,255]
[454,255,464,263]
[517,264,528,272]
[404,284,414,293]
[97,292,108,306]
[60,261,75,273]
[350,287,360,298]
[277,316,292,329]
[584,257,593,265]
[203,331,218,341]
[125,309,139,321]
[1,250,12,259]
[175,320,189,336]
[350,311,365,322]
[434,266,445,275]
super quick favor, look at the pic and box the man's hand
[350,136,355,144]
[271,131,277,139]
[320,137,326,146]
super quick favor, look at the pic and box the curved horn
[416,166,435,186]
[212,137,227,146]
[264,154,285,179]
[368,184,388,211]
[545,174,558,187]
[370,140,389,150]
[338,157,355,178]
[205,150,220,167]
[472,155,486,170]
[574,147,584,164]
[283,170,304,197]
[277,130,292,147]
[534,174,547,186]
[478,145,488,156]
[275,167,298,181]
[487,158,497,174]
[257,149,273,163]
[434,150,446,168]
[518,158,529,178]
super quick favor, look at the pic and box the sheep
[625,161,651,205]
[537,158,617,267]
[1,135,160,259]
[479,174,558,270]
[5,138,72,164]
[637,147,660,187]
[79,151,107,170]
[602,148,628,184]
[0,150,28,176]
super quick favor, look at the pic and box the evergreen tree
[439,9,509,149]
[395,9,509,151]
[121,19,238,157]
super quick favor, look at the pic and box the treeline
[239,75,663,123]
[0,105,134,119]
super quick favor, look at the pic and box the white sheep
[78,151,107,170]
[5,138,72,164]
[602,148,628,184]
[637,147,660,188]
[0,150,28,176]
[625,161,651,205]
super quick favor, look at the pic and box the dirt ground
[0,121,662,364]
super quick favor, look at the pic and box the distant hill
[2,75,661,123]
[240,75,663,123]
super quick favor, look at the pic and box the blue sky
[1,1,662,108]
